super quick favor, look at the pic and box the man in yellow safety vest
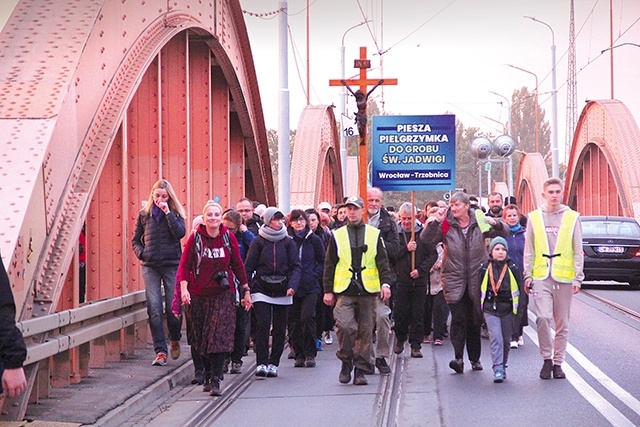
[523,177,584,380]
[323,195,392,386]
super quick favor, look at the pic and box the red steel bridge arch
[290,105,344,209]
[513,99,639,220]
[565,99,640,220]
[0,0,274,417]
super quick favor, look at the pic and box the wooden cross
[330,47,398,204]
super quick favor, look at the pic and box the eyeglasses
[293,218,306,223]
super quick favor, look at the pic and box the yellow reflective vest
[529,209,579,283]
[332,225,381,293]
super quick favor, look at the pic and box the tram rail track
[581,288,640,322]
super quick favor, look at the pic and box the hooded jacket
[288,227,325,297]
[424,206,508,314]
[244,234,302,296]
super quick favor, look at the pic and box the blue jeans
[142,265,182,355]
[484,311,513,371]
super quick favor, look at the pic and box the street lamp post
[340,20,370,196]
[525,16,559,178]
[506,64,539,153]
[489,91,514,196]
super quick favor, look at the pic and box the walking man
[366,187,399,375]
[524,177,583,380]
[323,196,393,386]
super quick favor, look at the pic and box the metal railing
[17,290,147,365]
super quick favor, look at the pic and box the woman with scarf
[287,210,325,368]
[245,207,301,378]
[177,201,251,396]
[132,179,186,366]
[503,204,528,348]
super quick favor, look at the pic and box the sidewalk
[19,342,193,427]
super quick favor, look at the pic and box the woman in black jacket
[287,210,325,368]
[245,207,301,378]
[131,179,186,366]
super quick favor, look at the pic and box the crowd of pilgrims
[133,179,528,397]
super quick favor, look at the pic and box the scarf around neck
[151,203,166,224]
[258,224,288,242]
[509,223,522,233]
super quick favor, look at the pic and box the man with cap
[323,195,393,386]
[318,202,334,229]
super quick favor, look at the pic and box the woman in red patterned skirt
[177,201,252,396]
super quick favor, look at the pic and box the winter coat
[395,222,438,287]
[424,207,508,315]
[131,210,186,267]
[0,257,27,370]
[244,235,302,297]
[234,229,255,261]
[288,227,325,297]
[505,225,526,272]
[176,224,247,299]
[369,207,400,284]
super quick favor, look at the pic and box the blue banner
[371,115,456,191]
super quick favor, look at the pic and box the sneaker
[375,357,391,375]
[449,358,464,373]
[294,358,305,368]
[393,339,405,355]
[411,348,423,358]
[287,346,295,359]
[316,339,323,351]
[323,331,333,345]
[517,336,525,346]
[266,364,278,377]
[353,368,368,385]
[553,364,566,379]
[493,369,505,383]
[230,362,242,374]
[540,359,553,380]
[423,336,432,344]
[210,379,222,396]
[471,361,483,371]
[169,341,181,360]
[510,340,519,349]
[202,376,211,392]
[305,356,316,368]
[255,364,268,377]
[480,323,489,339]
[223,358,229,373]
[433,339,444,346]
[152,353,167,366]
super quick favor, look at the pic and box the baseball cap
[344,195,364,209]
[318,201,332,212]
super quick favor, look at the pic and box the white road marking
[525,310,637,426]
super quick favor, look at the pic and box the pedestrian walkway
[11,334,442,427]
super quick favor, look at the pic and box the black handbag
[260,275,288,297]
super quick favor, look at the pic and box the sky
[240,0,640,165]
[2,0,639,166]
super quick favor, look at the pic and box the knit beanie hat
[489,236,508,253]
[262,206,284,225]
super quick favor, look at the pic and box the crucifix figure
[329,47,398,204]
[342,79,383,144]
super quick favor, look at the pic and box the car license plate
[596,246,624,254]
